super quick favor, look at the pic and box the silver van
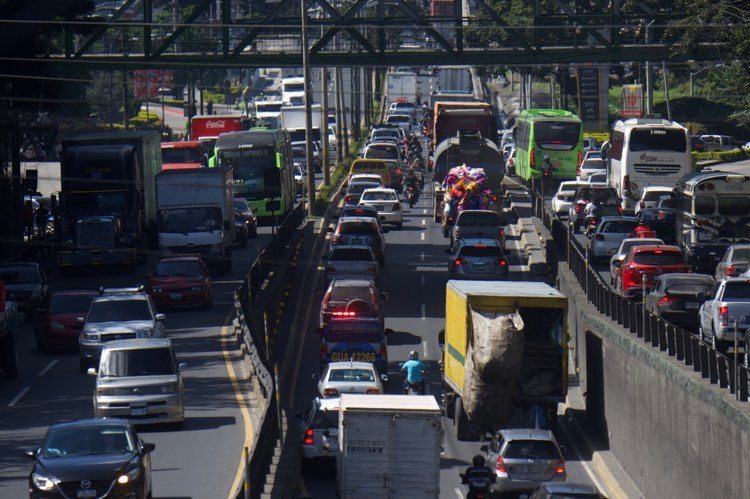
[89,338,186,427]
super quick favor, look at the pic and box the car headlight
[161,383,178,394]
[82,330,99,341]
[49,322,65,331]
[152,287,163,293]
[117,466,141,485]
[96,388,115,397]
[190,285,203,291]
[32,471,60,491]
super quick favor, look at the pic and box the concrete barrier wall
[558,262,750,499]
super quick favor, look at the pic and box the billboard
[133,70,174,99]
[621,84,643,118]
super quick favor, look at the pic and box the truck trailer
[58,131,161,268]
[442,280,568,440]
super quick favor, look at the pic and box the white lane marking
[421,219,426,226]
[420,275,426,287]
[420,251,425,262]
[423,340,428,359]
[421,304,426,319]
[454,488,464,499]
[8,386,30,407]
[423,209,428,214]
[421,233,425,241]
[38,360,58,377]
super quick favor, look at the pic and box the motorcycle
[406,186,419,208]
[460,473,492,499]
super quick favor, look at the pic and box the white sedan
[551,181,587,215]
[359,187,403,229]
[314,361,386,398]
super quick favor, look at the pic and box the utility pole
[661,61,671,121]
[340,68,349,158]
[644,20,655,115]
[321,67,330,186]
[301,0,316,216]
[335,68,344,163]
[123,70,129,130]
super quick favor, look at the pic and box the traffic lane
[0,240,265,498]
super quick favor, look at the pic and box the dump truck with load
[442,280,568,440]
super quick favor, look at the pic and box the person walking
[23,200,34,238]
[35,201,50,238]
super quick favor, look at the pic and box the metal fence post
[244,446,250,499]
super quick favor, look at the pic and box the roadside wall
[558,262,750,499]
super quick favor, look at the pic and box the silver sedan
[589,217,639,261]
[314,361,386,398]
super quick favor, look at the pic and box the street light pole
[301,0,316,217]
[644,20,655,115]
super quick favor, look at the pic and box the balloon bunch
[442,164,493,215]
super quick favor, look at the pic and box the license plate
[373,205,384,211]
[352,238,363,245]
[685,302,699,309]
[170,293,182,299]
[77,490,97,498]
[331,351,376,362]
[130,406,147,416]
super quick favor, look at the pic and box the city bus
[514,109,583,183]
[673,171,750,272]
[214,128,295,221]
[608,118,693,213]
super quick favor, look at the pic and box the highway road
[290,174,606,498]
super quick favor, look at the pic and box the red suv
[146,256,213,310]
[615,245,690,299]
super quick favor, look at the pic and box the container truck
[337,394,441,499]
[437,66,473,93]
[155,165,235,272]
[433,101,496,147]
[281,104,322,144]
[386,72,417,103]
[442,280,568,440]
[58,131,161,268]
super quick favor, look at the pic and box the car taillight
[332,310,357,317]
[366,388,380,394]
[575,205,582,214]
[496,456,507,475]
[320,344,328,358]
[726,265,737,277]
[658,295,676,308]
[323,388,339,397]
[393,202,400,211]
[499,228,505,238]
[454,259,465,265]
[720,306,729,326]
[595,234,604,241]
[492,195,497,202]
[345,195,352,203]
[497,259,507,266]
[303,428,314,445]
[555,460,566,474]
[530,148,535,168]
[577,150,583,168]
[367,265,377,273]
[379,343,387,357]
[618,206,623,215]
[623,175,630,193]
[326,265,335,272]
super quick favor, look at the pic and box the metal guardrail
[231,202,306,499]
[532,189,750,403]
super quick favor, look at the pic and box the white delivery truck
[337,394,441,499]
[281,104,323,144]
[155,165,235,273]
[386,72,417,103]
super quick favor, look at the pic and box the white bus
[607,118,693,213]
[673,171,750,272]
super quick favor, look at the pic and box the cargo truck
[155,165,235,273]
[433,101,496,148]
[280,104,322,144]
[386,72,417,103]
[337,394,441,499]
[58,132,161,268]
[441,280,568,440]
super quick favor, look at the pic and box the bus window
[694,196,715,215]
[718,196,750,216]
[535,121,580,150]
[629,129,686,152]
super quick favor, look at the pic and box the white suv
[359,188,403,229]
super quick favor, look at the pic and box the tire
[712,327,729,354]
[454,396,471,441]
[79,357,89,374]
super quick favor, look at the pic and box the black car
[644,273,714,331]
[27,418,154,499]
[530,482,603,498]
[0,262,49,317]
[637,207,677,244]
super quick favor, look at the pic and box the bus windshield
[218,147,277,196]
[534,121,581,150]
[629,128,686,152]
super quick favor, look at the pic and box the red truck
[161,141,205,170]
[432,102,497,148]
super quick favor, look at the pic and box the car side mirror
[142,443,156,454]
[385,328,394,335]
[438,329,445,347]
[86,367,97,376]
[155,314,166,321]
[380,374,389,382]
[178,363,188,371]
[612,260,622,267]
[480,445,489,452]
[312,373,320,380]
[332,214,339,220]
[381,292,389,300]
[24,449,37,459]
[77,317,85,324]
[559,445,567,455]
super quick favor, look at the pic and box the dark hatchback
[637,207,677,244]
[34,291,98,352]
[0,262,50,316]
[644,273,714,330]
[26,418,154,499]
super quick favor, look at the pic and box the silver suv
[481,429,567,494]
[78,288,165,373]
[89,338,186,427]
[448,238,508,280]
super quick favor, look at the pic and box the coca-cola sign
[205,121,227,129]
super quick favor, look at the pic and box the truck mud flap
[454,396,476,441]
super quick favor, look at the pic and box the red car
[615,245,691,299]
[34,290,98,351]
[146,256,212,309]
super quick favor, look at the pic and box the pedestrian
[206,100,214,115]
[36,201,50,238]
[23,200,34,238]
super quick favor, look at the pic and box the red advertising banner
[133,70,174,99]
[621,84,643,118]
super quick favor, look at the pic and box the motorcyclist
[461,455,496,499]
[404,168,419,193]
[401,350,426,394]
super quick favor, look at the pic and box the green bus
[514,109,583,182]
[214,128,295,220]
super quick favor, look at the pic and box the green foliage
[653,97,749,138]
[128,110,163,129]
[692,149,747,162]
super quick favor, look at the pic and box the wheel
[454,396,471,441]
[711,327,729,354]
[79,357,89,374]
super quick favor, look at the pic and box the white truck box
[337,394,441,499]
[280,104,322,130]
[386,73,418,103]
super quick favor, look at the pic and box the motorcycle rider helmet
[472,455,485,467]
[409,350,419,360]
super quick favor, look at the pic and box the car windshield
[731,248,750,261]
[284,82,304,91]
[364,146,398,160]
[339,222,378,236]
[329,368,375,382]
[640,209,676,223]
[583,159,606,170]
[41,427,135,458]
[633,251,684,266]
[154,260,205,278]
[88,299,151,322]
[0,266,39,284]
[330,248,374,262]
[372,131,399,141]
[234,199,250,212]
[629,128,687,152]
[601,221,638,234]
[718,196,750,217]
[387,115,411,123]
[218,147,277,196]
[665,282,712,294]
[457,212,500,226]
[504,440,560,460]
[644,190,671,201]
[158,207,222,233]
[162,147,202,164]
[460,245,501,257]
[48,294,96,314]
[329,285,372,302]
[325,321,382,342]
[362,191,396,201]
[348,183,380,195]
[534,121,581,150]
[100,347,176,377]
[723,283,750,300]
[313,407,339,428]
